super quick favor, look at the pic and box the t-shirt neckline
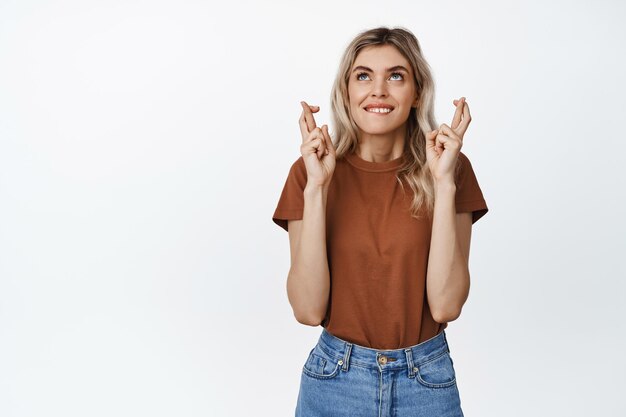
[344,151,405,172]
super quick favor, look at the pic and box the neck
[356,126,405,162]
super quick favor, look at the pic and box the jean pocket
[414,350,457,388]
[302,345,343,380]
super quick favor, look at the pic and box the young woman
[272,26,488,417]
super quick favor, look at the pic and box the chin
[356,121,402,136]
[359,128,393,135]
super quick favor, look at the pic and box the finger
[301,136,323,156]
[317,127,327,159]
[436,128,455,152]
[317,125,326,158]
[425,129,438,147]
[304,127,321,144]
[461,101,471,128]
[300,101,317,133]
[437,125,463,153]
[298,109,309,142]
[439,123,461,141]
[451,97,464,129]
[436,132,445,152]
[322,124,334,156]
[304,127,325,158]
[426,128,438,139]
[455,100,471,138]
[298,105,321,140]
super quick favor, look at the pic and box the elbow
[286,270,328,327]
[430,273,470,324]
[432,307,462,324]
[288,285,324,326]
[294,311,323,326]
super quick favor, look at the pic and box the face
[347,44,418,137]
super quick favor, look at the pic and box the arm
[286,183,331,326]
[426,181,473,323]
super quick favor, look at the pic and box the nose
[370,77,388,97]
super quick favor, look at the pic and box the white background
[1,0,625,416]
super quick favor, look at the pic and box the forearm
[287,184,331,325]
[426,181,470,322]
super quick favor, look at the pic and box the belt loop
[404,348,415,378]
[442,330,450,353]
[342,343,353,371]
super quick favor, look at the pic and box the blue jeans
[295,328,464,417]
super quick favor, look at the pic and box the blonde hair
[330,26,448,221]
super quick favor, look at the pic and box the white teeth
[366,107,392,113]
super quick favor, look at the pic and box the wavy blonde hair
[330,26,449,221]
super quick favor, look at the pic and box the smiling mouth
[363,107,394,114]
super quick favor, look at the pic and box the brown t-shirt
[272,150,488,349]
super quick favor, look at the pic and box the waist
[317,327,450,371]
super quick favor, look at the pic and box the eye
[355,72,405,81]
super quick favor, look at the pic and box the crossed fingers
[299,101,320,142]
[450,97,472,139]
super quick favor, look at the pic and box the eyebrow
[352,65,410,73]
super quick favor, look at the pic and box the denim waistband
[317,327,451,372]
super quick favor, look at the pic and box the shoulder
[457,150,472,167]
[290,156,307,178]
[456,150,480,172]
[293,155,305,169]
[282,155,307,189]
[454,151,469,180]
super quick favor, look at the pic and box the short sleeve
[272,156,307,232]
[454,151,489,224]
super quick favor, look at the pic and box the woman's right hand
[299,101,336,188]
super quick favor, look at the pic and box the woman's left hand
[425,96,472,183]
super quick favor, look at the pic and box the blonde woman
[272,26,488,417]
